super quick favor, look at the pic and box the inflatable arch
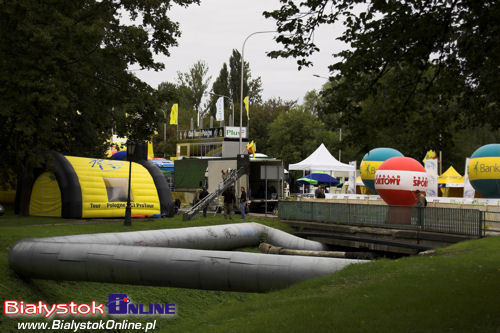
[24,151,174,218]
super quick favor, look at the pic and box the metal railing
[278,201,484,238]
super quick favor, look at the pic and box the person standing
[222,186,236,219]
[415,190,427,226]
[315,185,325,198]
[416,190,427,207]
[199,186,209,217]
[240,187,247,219]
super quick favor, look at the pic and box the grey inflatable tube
[9,223,366,292]
[27,222,329,251]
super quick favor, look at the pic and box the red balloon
[374,157,427,206]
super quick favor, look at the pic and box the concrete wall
[222,141,247,158]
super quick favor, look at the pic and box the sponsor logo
[412,176,428,187]
[374,174,401,186]
[478,163,500,174]
[4,294,175,318]
[106,294,175,315]
[4,300,104,318]
[89,159,124,171]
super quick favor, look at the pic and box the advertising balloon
[468,144,500,198]
[375,157,427,206]
[360,148,404,194]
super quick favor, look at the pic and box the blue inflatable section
[110,151,127,160]
[470,144,500,158]
[362,147,404,161]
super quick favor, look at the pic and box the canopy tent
[438,166,464,188]
[289,144,355,172]
[296,171,340,186]
[438,166,464,197]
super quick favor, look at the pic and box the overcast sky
[133,0,346,104]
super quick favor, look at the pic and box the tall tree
[264,0,500,157]
[177,60,212,119]
[155,82,182,158]
[0,0,199,212]
[228,49,249,106]
[228,49,263,105]
[268,108,338,168]
[249,98,296,155]
[317,64,466,161]
[207,63,231,120]
[228,49,263,125]
[206,49,263,126]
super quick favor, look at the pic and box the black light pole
[124,140,136,226]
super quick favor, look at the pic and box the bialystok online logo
[4,293,176,318]
[106,294,175,315]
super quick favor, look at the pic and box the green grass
[1,205,499,332]
[177,239,500,333]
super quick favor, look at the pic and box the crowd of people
[191,169,427,219]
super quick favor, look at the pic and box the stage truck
[204,155,284,214]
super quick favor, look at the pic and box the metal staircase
[182,167,246,221]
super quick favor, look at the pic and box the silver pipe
[9,241,363,292]
[259,243,375,260]
[9,223,364,292]
[29,223,328,251]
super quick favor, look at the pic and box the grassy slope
[0,207,288,332]
[169,237,500,333]
[1,206,499,332]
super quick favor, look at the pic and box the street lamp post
[312,74,342,161]
[239,30,276,154]
[162,107,167,158]
[338,127,342,161]
[124,140,136,226]
[313,74,329,79]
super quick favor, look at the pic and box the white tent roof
[289,143,355,172]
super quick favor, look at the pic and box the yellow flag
[170,104,178,125]
[147,140,155,160]
[243,96,249,119]
[422,149,437,163]
[246,140,255,158]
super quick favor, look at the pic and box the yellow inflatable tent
[27,152,173,218]
[438,166,464,197]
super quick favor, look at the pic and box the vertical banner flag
[170,104,178,125]
[244,96,250,119]
[347,161,357,194]
[463,158,475,198]
[424,158,438,197]
[216,97,224,121]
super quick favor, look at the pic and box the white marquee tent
[289,143,355,172]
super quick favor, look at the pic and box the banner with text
[216,97,224,122]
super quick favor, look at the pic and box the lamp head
[126,140,136,158]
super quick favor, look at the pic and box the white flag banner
[424,158,438,197]
[216,97,224,121]
[347,161,357,194]
[463,158,475,198]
